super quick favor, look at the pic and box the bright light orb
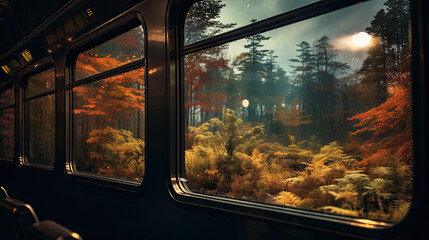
[352,32,371,47]
[242,99,249,108]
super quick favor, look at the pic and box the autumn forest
[0,0,412,224]
[183,0,412,223]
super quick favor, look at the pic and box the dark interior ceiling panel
[0,0,72,58]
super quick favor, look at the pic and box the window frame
[0,81,15,162]
[65,13,148,193]
[167,0,425,238]
[20,61,57,170]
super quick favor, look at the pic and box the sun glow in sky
[353,32,372,47]
[215,0,386,73]
[334,32,375,54]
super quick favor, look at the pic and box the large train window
[179,0,412,225]
[184,0,319,45]
[75,27,145,81]
[71,25,146,182]
[0,84,14,160]
[23,67,56,168]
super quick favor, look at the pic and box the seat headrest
[28,220,83,240]
[0,187,9,199]
[0,198,39,240]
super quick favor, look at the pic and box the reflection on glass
[183,0,412,223]
[0,88,14,108]
[0,108,14,159]
[73,67,145,181]
[27,68,55,98]
[75,26,145,80]
[27,95,55,166]
[25,67,56,167]
[184,0,319,45]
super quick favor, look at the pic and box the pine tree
[312,36,350,143]
[235,19,271,125]
[359,0,410,103]
[290,41,315,138]
[184,0,235,45]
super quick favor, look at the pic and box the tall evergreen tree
[235,19,271,125]
[359,0,409,103]
[262,50,279,134]
[184,0,235,45]
[290,41,315,138]
[312,36,350,144]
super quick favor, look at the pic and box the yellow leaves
[328,190,358,202]
[273,151,287,159]
[318,206,360,217]
[313,141,356,169]
[284,176,305,185]
[273,191,313,208]
[86,127,145,180]
[305,156,330,179]
[188,109,265,166]
[273,99,312,129]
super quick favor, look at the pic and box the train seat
[0,188,39,240]
[1,186,9,199]
[27,220,83,240]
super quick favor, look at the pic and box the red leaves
[348,73,412,167]
[73,54,145,120]
[184,47,230,113]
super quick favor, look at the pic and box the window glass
[25,68,56,167]
[72,68,145,181]
[184,0,319,45]
[183,0,412,223]
[0,88,14,108]
[75,26,145,80]
[28,95,55,166]
[0,108,14,159]
[27,68,55,98]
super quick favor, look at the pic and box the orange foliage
[273,99,312,129]
[73,54,145,118]
[184,46,229,113]
[348,73,412,167]
[76,53,136,79]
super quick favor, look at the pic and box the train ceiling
[0,0,71,59]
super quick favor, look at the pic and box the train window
[181,0,412,224]
[0,87,14,160]
[72,25,146,182]
[27,69,55,98]
[184,0,319,45]
[74,26,145,81]
[24,67,56,167]
[0,87,14,108]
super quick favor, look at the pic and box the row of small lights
[1,49,33,75]
[1,7,96,77]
